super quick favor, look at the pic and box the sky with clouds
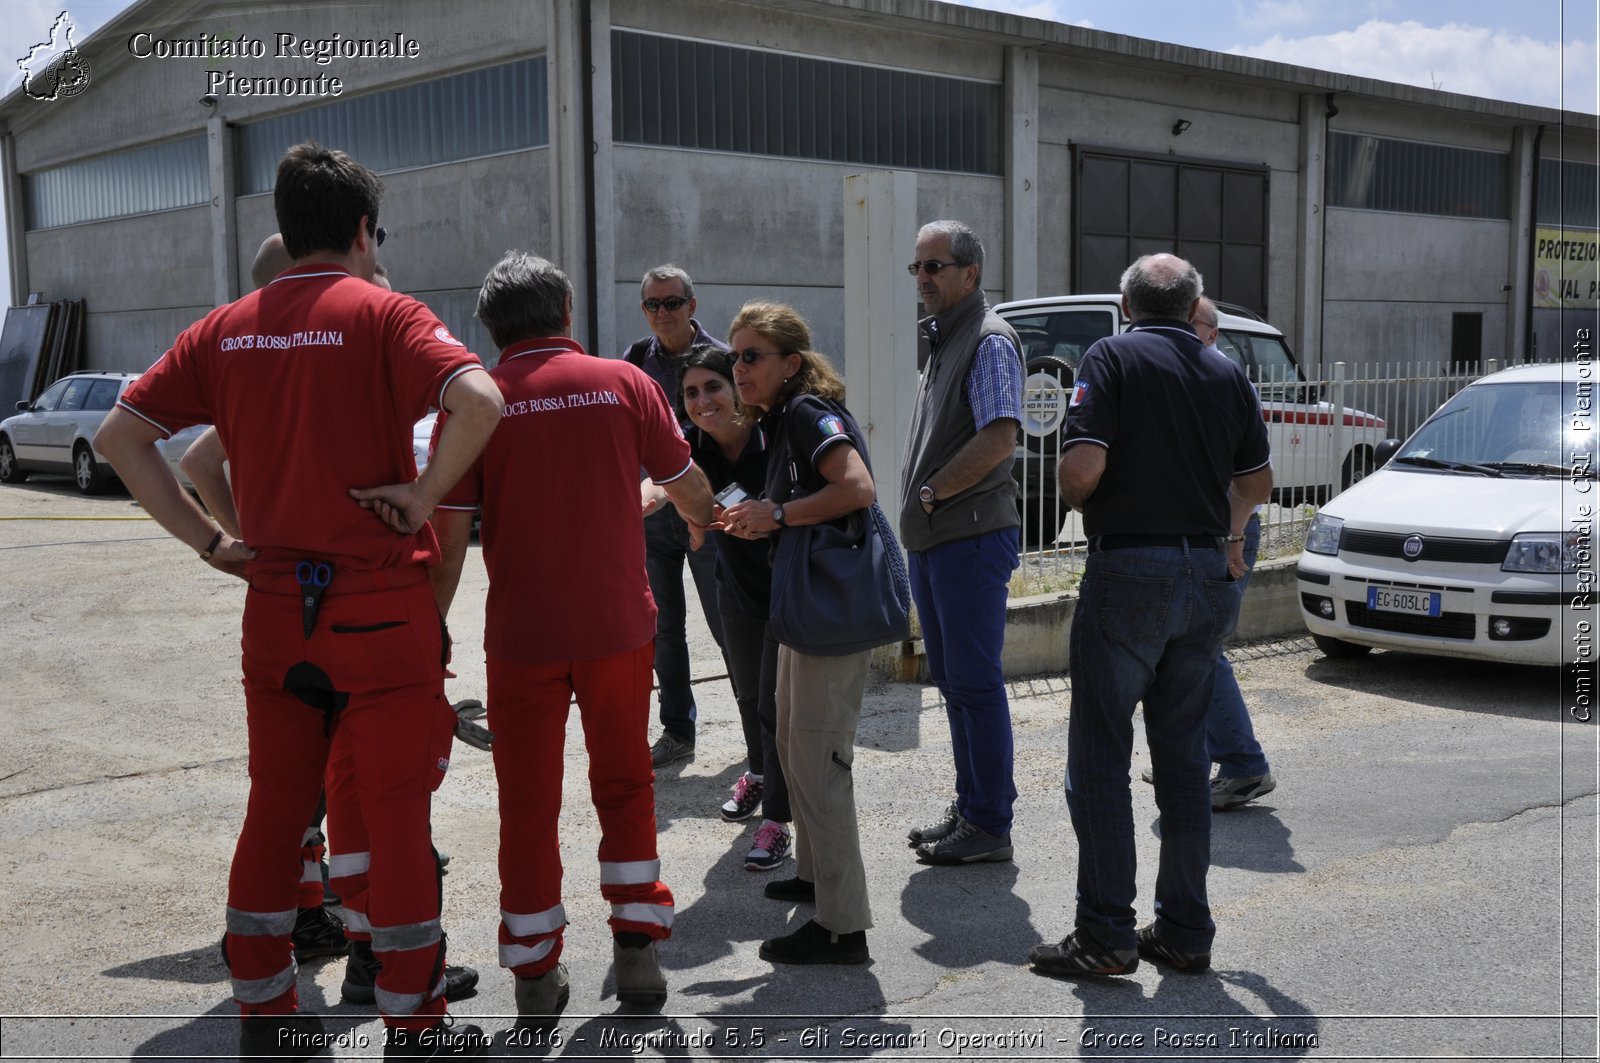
[957,0,1598,113]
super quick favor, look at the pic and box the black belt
[1090,534,1224,553]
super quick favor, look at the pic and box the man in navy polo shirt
[1028,253,1272,979]
[623,264,731,768]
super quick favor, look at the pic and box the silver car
[0,372,139,494]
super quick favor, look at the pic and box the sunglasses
[906,258,963,276]
[643,296,689,313]
[735,347,779,364]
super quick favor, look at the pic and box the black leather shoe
[382,1018,489,1058]
[759,918,868,965]
[342,941,480,1004]
[240,1012,327,1060]
[762,876,815,903]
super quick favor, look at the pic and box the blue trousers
[643,506,724,742]
[1066,541,1239,955]
[1208,513,1271,778]
[908,526,1020,836]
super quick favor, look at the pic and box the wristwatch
[772,503,787,528]
[919,483,937,508]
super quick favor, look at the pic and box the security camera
[199,93,218,108]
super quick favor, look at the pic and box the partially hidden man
[95,142,503,1060]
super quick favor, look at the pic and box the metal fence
[1010,358,1523,597]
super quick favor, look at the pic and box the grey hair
[640,263,695,301]
[918,220,985,281]
[476,251,573,349]
[1191,295,1218,328]
[1120,253,1203,322]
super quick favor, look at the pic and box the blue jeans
[1208,514,1270,778]
[909,527,1020,836]
[1066,541,1240,955]
[644,506,724,743]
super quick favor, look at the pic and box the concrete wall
[24,206,213,372]
[883,556,1306,681]
[607,144,1002,367]
[1323,210,1514,369]
[603,0,1010,365]
[1314,97,1530,368]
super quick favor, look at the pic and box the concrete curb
[877,556,1305,681]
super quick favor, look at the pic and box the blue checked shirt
[928,323,1022,430]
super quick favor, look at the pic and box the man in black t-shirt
[1028,253,1272,981]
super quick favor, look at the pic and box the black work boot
[290,905,348,959]
[342,941,480,1005]
[613,938,668,1006]
[513,963,571,1031]
[239,1012,327,1060]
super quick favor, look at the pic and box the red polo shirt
[118,265,485,569]
[438,336,692,663]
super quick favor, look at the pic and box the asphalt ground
[0,475,1596,1062]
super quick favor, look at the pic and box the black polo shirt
[689,423,773,620]
[1063,318,1270,539]
[762,394,860,508]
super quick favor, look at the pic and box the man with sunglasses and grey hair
[623,264,731,770]
[901,220,1025,866]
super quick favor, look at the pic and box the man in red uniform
[384,251,713,1031]
[192,236,481,1007]
[95,142,503,1060]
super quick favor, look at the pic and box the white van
[996,295,1386,545]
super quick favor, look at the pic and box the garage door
[1074,147,1268,315]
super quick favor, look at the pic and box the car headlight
[1305,513,1343,556]
[1502,532,1587,574]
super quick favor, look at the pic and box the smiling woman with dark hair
[656,344,794,873]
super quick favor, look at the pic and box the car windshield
[1397,379,1590,478]
[1007,309,1116,366]
[1215,330,1310,403]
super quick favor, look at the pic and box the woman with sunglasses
[652,345,794,875]
[720,301,877,966]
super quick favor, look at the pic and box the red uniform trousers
[487,641,673,978]
[226,570,455,1032]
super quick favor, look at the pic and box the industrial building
[1,0,1595,377]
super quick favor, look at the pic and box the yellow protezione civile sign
[1534,227,1600,309]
